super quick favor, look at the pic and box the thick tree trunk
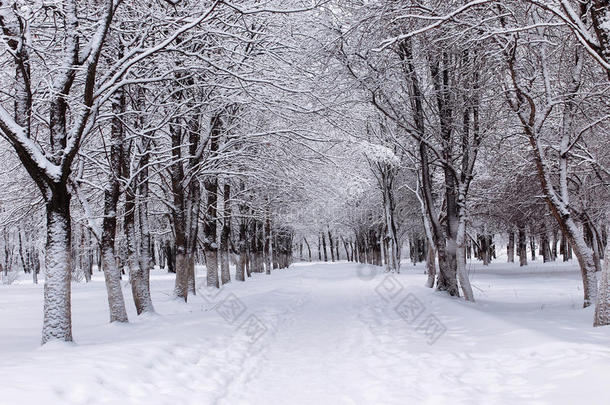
[321,232,328,262]
[236,216,247,282]
[540,229,551,263]
[425,241,436,288]
[186,193,200,295]
[335,238,340,261]
[530,235,536,261]
[518,227,528,266]
[245,248,252,278]
[551,230,558,261]
[124,185,153,315]
[328,229,335,262]
[220,183,231,285]
[33,250,39,284]
[304,237,312,261]
[317,234,322,261]
[250,221,261,273]
[203,117,220,288]
[507,232,515,263]
[42,189,73,344]
[341,236,350,262]
[594,244,610,326]
[265,213,272,275]
[455,213,474,301]
[137,157,155,314]
[100,184,128,323]
[170,116,190,300]
[562,217,599,307]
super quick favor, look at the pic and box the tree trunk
[540,229,551,263]
[594,244,610,326]
[530,235,536,261]
[455,213,474,301]
[124,185,153,315]
[425,240,436,289]
[203,190,219,287]
[304,237,312,261]
[100,181,128,323]
[321,232,328,262]
[518,226,528,266]
[220,183,231,285]
[318,234,322,261]
[335,238,340,261]
[265,212,272,275]
[507,232,515,263]
[42,188,73,343]
[328,229,335,262]
[236,210,247,282]
[137,153,155,313]
[170,116,189,300]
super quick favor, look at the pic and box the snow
[1,260,609,404]
[0,104,62,182]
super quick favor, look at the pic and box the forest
[0,1,609,404]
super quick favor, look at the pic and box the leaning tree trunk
[561,217,599,307]
[304,237,312,262]
[526,125,598,307]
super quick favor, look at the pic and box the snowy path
[1,261,610,404]
[219,266,379,404]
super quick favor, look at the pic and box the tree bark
[518,226,528,267]
[265,210,272,274]
[594,244,610,326]
[137,149,155,314]
[220,183,231,285]
[507,232,515,263]
[170,118,189,300]
[99,99,129,322]
[304,237,312,261]
[321,232,328,262]
[42,187,73,343]
[328,228,335,262]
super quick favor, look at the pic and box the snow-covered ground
[1,260,609,405]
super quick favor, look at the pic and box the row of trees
[1,0,609,345]
[300,0,609,326]
[0,0,320,344]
